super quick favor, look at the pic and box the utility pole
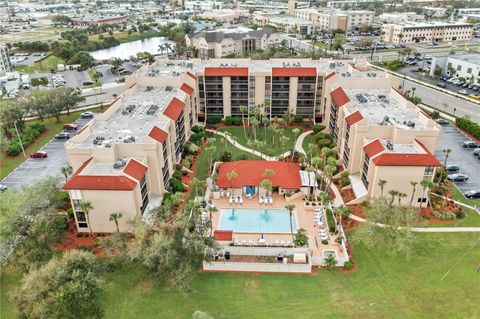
[14,122,26,158]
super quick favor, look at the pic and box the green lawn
[2,232,480,318]
[0,110,88,180]
[188,134,260,200]
[15,54,65,74]
[218,127,297,157]
[450,183,480,207]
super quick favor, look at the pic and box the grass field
[0,110,86,180]
[218,127,297,157]
[2,232,479,318]
[15,55,65,74]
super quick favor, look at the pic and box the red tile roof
[186,71,197,79]
[204,67,249,77]
[180,83,194,95]
[163,97,185,121]
[63,158,138,191]
[123,159,148,181]
[330,87,350,107]
[214,230,233,241]
[217,161,301,189]
[271,67,317,77]
[148,126,168,143]
[345,111,364,126]
[363,139,385,158]
[372,153,441,167]
[324,71,336,81]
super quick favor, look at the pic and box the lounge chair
[229,197,233,204]
[280,240,285,246]
[269,197,273,204]
[241,240,247,246]
[239,197,243,204]
[234,197,239,204]
[249,240,254,246]
[259,196,263,204]
[286,240,291,246]
[274,240,280,246]
[234,240,240,246]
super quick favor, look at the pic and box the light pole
[14,122,26,158]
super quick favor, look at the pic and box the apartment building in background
[293,8,375,32]
[381,22,473,44]
[70,15,126,26]
[64,57,441,233]
[378,12,425,24]
[185,28,282,58]
[0,44,12,76]
[322,72,441,206]
[429,53,480,83]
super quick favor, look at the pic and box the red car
[63,123,78,130]
[30,151,48,158]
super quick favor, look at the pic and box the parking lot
[1,115,94,189]
[435,123,480,196]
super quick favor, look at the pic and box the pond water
[91,37,175,60]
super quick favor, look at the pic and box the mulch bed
[55,220,102,255]
[341,188,356,203]
[419,206,456,223]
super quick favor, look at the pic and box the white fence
[203,260,312,273]
[218,246,309,256]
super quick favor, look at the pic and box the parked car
[437,82,446,88]
[445,164,460,172]
[435,118,449,125]
[64,123,78,130]
[30,151,48,158]
[447,174,469,182]
[55,132,70,140]
[464,190,480,199]
[0,184,8,192]
[80,111,94,118]
[83,81,94,86]
[473,148,480,156]
[469,94,480,100]
[463,141,480,148]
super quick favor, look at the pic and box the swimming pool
[219,208,297,233]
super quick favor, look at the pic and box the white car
[458,89,468,95]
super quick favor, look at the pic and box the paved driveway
[434,123,480,195]
[1,116,94,189]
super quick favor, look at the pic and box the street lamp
[13,121,26,158]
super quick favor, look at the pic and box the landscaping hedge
[7,123,47,156]
[326,208,336,233]
[293,115,304,123]
[313,125,326,134]
[206,115,222,124]
[224,116,243,126]
[456,117,480,140]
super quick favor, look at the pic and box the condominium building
[64,57,441,233]
[322,72,441,206]
[0,44,12,76]
[185,28,282,59]
[381,22,473,44]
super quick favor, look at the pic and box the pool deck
[211,193,345,259]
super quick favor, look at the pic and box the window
[423,166,434,180]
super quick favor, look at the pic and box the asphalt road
[1,116,94,189]
[434,122,480,195]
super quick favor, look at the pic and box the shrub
[343,260,354,271]
[170,179,186,193]
[431,110,440,120]
[317,138,332,147]
[326,208,336,233]
[237,154,248,160]
[335,237,343,244]
[181,158,190,169]
[6,124,47,156]
[30,123,46,133]
[293,115,304,123]
[340,171,350,186]
[172,170,182,180]
[456,207,465,219]
[66,208,74,219]
[224,116,243,126]
[189,132,205,144]
[313,124,326,134]
[191,125,204,134]
[76,232,83,237]
[456,116,480,140]
[206,115,222,124]
[220,151,232,162]
[7,142,22,156]
[293,228,309,246]
[305,202,310,206]
[321,239,329,245]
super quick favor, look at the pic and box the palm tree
[191,177,201,198]
[334,205,352,225]
[207,206,217,236]
[109,212,123,233]
[285,204,296,243]
[388,190,399,207]
[409,181,418,207]
[158,43,165,56]
[420,179,435,209]
[378,179,387,197]
[61,166,72,183]
[164,42,173,57]
[290,128,301,162]
[397,192,407,206]
[262,169,275,179]
[442,148,451,167]
[324,164,337,192]
[260,178,273,197]
[239,105,248,139]
[79,201,94,236]
[250,117,259,141]
[324,254,337,269]
[305,166,314,196]
[270,120,278,147]
[226,170,238,196]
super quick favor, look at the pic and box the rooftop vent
[165,86,173,91]
[113,159,127,169]
[386,141,394,151]
[93,136,105,145]
[329,62,336,69]
[123,136,135,143]
[122,104,136,115]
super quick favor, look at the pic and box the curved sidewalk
[295,130,313,155]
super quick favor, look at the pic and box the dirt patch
[419,207,456,224]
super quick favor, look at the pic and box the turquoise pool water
[219,208,297,233]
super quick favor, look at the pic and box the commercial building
[197,9,250,22]
[381,22,473,44]
[322,72,441,206]
[378,12,425,24]
[292,8,374,32]
[429,54,480,83]
[185,27,282,59]
[71,15,126,26]
[0,44,12,76]
[184,0,223,11]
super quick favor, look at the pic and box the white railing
[203,260,312,273]
[219,246,308,256]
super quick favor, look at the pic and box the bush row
[7,123,47,156]
[224,116,243,126]
[206,115,222,124]
[456,117,480,140]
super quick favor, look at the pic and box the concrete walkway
[295,130,313,155]
[206,129,290,161]
[348,212,480,232]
